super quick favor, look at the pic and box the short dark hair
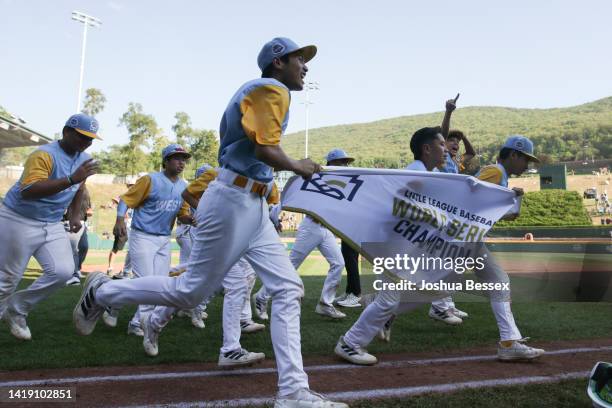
[447,130,464,141]
[261,54,291,78]
[499,147,514,160]
[410,126,442,160]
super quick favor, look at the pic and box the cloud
[107,1,123,11]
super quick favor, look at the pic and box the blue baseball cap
[502,135,539,162]
[257,37,317,72]
[65,113,102,140]
[326,148,354,164]
[195,164,213,178]
[162,144,191,161]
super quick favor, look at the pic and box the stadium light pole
[71,11,102,113]
[301,82,319,158]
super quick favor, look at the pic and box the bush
[496,190,591,227]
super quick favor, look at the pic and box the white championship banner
[282,167,520,298]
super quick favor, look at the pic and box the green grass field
[2,253,612,373]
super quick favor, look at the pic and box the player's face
[431,133,448,168]
[165,154,189,175]
[65,128,93,152]
[446,137,460,157]
[280,53,308,91]
[509,151,530,176]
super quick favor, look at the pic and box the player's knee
[53,261,75,282]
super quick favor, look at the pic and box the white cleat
[252,294,269,321]
[1,309,31,340]
[102,310,118,328]
[336,293,361,308]
[65,276,81,286]
[275,388,349,408]
[450,307,469,319]
[140,314,160,357]
[334,336,377,366]
[315,303,346,319]
[497,338,545,361]
[428,306,463,325]
[240,320,266,334]
[191,313,205,329]
[218,348,265,368]
[73,272,110,336]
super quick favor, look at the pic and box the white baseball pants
[221,258,256,353]
[290,216,344,307]
[175,224,192,265]
[67,223,85,276]
[0,205,74,317]
[96,174,309,395]
[127,229,171,329]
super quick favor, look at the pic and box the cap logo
[272,43,285,54]
[515,140,524,149]
[90,120,99,132]
[69,117,79,127]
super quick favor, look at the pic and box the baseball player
[104,144,192,335]
[107,185,134,279]
[334,129,545,365]
[0,113,99,340]
[428,95,471,325]
[74,37,348,408]
[65,185,92,286]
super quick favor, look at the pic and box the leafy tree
[171,112,219,176]
[81,88,107,116]
[119,103,161,175]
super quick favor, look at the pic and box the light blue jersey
[3,141,90,222]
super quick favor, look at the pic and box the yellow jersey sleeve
[186,168,219,199]
[21,150,53,188]
[266,182,280,205]
[177,200,191,218]
[477,165,503,185]
[121,175,152,208]
[239,85,289,146]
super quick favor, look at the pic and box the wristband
[67,175,75,186]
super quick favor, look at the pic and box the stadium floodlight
[71,11,102,113]
[301,82,319,159]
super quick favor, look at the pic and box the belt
[231,174,268,197]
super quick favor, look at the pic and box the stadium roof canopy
[0,115,54,149]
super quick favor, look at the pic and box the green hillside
[282,97,612,168]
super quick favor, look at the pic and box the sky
[2,0,611,152]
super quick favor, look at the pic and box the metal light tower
[301,82,319,158]
[71,11,102,113]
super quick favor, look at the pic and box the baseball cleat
[127,322,144,337]
[497,338,545,361]
[334,336,377,365]
[336,293,361,308]
[102,310,118,328]
[218,348,265,368]
[200,310,208,319]
[65,276,81,286]
[141,313,160,357]
[73,272,110,335]
[240,320,266,334]
[315,303,346,319]
[176,310,189,318]
[191,313,205,329]
[275,388,349,408]
[1,308,31,340]
[450,307,469,319]
[252,293,269,321]
[428,306,463,325]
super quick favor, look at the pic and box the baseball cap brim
[75,128,103,141]
[165,151,192,160]
[290,45,317,63]
[523,152,540,163]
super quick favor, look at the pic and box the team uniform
[1,114,98,340]
[115,170,189,335]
